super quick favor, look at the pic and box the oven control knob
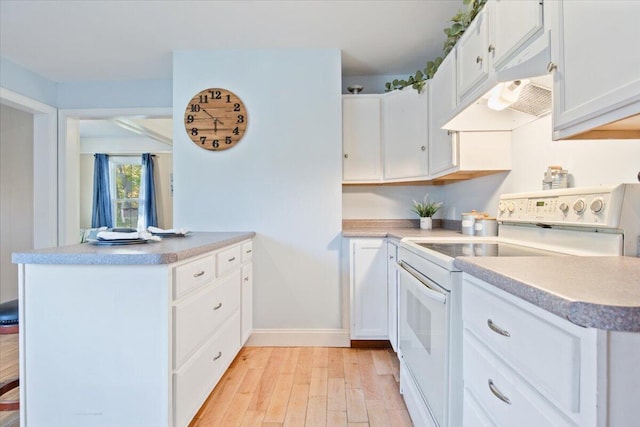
[573,198,586,214]
[590,197,605,214]
[507,202,516,213]
[559,202,569,213]
[498,201,506,213]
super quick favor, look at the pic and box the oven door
[398,260,449,427]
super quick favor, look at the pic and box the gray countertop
[454,256,640,332]
[343,223,640,332]
[12,231,255,265]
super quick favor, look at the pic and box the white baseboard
[245,328,350,347]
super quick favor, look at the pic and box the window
[110,157,142,229]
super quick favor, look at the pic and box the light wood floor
[0,339,413,427]
[190,346,413,427]
[0,334,20,427]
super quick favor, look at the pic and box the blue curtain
[138,153,158,229]
[91,154,113,228]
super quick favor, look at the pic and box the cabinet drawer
[241,240,253,263]
[174,270,241,368]
[174,254,216,299]
[217,244,241,276]
[462,278,583,414]
[174,312,241,427]
[463,332,572,427]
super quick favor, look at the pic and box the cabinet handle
[488,44,495,53]
[193,270,205,278]
[213,302,223,310]
[228,256,236,262]
[487,319,511,337]
[244,276,249,282]
[421,146,426,151]
[246,249,252,254]
[344,153,349,159]
[213,351,222,361]
[488,379,511,405]
[389,255,394,260]
[476,56,483,64]
[547,62,558,73]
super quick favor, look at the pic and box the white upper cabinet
[550,0,640,140]
[490,0,544,70]
[456,6,490,102]
[342,95,383,182]
[429,52,458,175]
[382,87,429,180]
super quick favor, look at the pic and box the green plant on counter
[411,194,443,218]
[385,0,487,93]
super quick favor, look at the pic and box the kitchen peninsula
[12,231,254,427]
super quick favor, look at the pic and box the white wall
[342,184,446,219]
[0,104,33,302]
[440,115,640,219]
[173,49,343,337]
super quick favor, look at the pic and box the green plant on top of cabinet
[549,0,640,140]
[382,87,430,181]
[342,95,383,182]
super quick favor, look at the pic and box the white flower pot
[420,217,433,230]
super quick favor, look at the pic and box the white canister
[474,218,498,236]
[461,211,479,235]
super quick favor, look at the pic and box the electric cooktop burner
[416,242,559,258]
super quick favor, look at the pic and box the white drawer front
[174,270,241,368]
[174,312,241,427]
[174,254,216,299]
[217,244,241,277]
[462,279,582,413]
[241,240,253,263]
[463,332,574,427]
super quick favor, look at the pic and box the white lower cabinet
[349,238,388,339]
[386,240,399,351]
[172,240,252,426]
[461,274,598,426]
[174,312,241,427]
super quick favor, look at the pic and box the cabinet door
[343,96,382,182]
[350,238,388,339]
[382,88,429,180]
[429,53,458,175]
[457,7,490,101]
[551,0,640,138]
[387,241,399,352]
[490,0,544,69]
[241,263,253,344]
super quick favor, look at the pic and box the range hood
[445,30,640,139]
[445,32,553,132]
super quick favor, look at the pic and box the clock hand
[201,108,216,120]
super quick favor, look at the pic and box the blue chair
[0,299,19,412]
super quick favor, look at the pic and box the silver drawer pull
[193,270,205,278]
[213,352,222,361]
[228,256,236,262]
[487,319,511,337]
[213,302,222,310]
[245,249,252,254]
[488,379,511,405]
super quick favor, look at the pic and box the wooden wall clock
[184,88,248,151]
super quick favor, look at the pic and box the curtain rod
[92,153,157,157]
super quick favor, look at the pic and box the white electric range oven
[396,184,640,427]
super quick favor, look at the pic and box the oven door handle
[397,261,448,304]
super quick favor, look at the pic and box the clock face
[184,88,248,151]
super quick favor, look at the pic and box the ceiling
[0,0,462,82]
